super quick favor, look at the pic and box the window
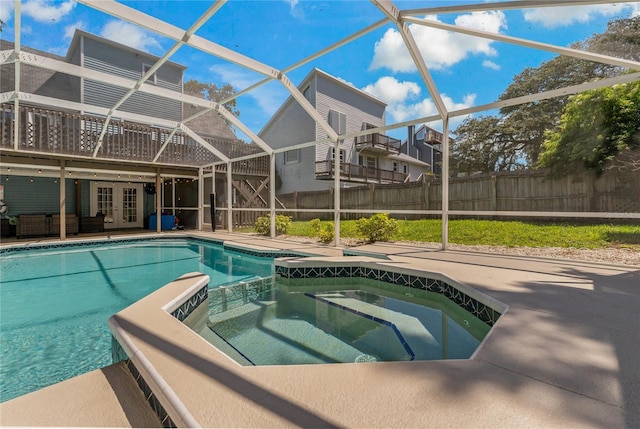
[359,155,377,169]
[284,149,299,164]
[302,85,311,101]
[330,147,346,163]
[403,164,408,174]
[328,109,346,135]
[142,64,157,84]
[392,162,398,172]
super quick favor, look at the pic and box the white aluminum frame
[4,0,639,246]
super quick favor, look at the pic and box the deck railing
[315,160,408,184]
[355,132,401,154]
[0,103,268,174]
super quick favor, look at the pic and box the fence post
[423,176,430,210]
[491,175,497,211]
[586,173,594,212]
[369,183,375,212]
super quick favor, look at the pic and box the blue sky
[1,0,639,140]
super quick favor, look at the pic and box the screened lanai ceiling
[1,0,639,173]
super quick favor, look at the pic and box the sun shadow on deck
[111,314,343,428]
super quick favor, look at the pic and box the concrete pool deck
[1,231,638,428]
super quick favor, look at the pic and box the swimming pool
[0,238,275,402]
[186,277,490,366]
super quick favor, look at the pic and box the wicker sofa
[16,214,49,238]
[51,214,79,236]
[16,214,79,238]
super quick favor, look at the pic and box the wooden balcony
[0,103,269,176]
[424,130,443,144]
[355,132,401,154]
[315,160,408,184]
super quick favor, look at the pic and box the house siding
[259,97,317,194]
[314,75,385,167]
[259,69,399,194]
[82,36,183,121]
[2,177,76,214]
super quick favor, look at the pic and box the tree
[184,80,240,118]
[451,16,640,174]
[451,116,526,175]
[538,79,640,175]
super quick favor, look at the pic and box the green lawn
[263,219,640,250]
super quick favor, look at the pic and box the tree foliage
[452,116,526,174]
[451,16,640,176]
[538,80,640,175]
[184,80,240,118]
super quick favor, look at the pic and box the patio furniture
[148,213,176,230]
[51,214,79,235]
[1,218,16,237]
[16,214,48,238]
[80,215,105,233]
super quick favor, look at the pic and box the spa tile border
[170,285,208,322]
[111,337,176,427]
[275,263,503,326]
[110,274,209,428]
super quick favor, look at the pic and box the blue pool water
[193,279,490,366]
[0,238,274,402]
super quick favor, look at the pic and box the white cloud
[209,64,288,117]
[523,3,639,28]
[363,76,421,105]
[362,76,475,127]
[0,0,14,23]
[388,93,476,123]
[284,0,304,19]
[370,11,506,73]
[22,0,75,23]
[64,21,85,39]
[482,60,500,70]
[100,20,162,53]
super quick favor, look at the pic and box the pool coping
[2,232,637,428]
[106,251,508,427]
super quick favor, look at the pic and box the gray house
[259,68,429,195]
[1,31,240,235]
[402,124,444,176]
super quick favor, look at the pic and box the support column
[155,170,161,233]
[13,0,21,151]
[226,162,232,233]
[197,168,203,231]
[441,117,450,250]
[333,140,342,247]
[269,153,276,238]
[59,160,66,240]
[211,166,216,231]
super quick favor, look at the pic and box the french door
[91,182,143,229]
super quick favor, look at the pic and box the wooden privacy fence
[277,168,640,221]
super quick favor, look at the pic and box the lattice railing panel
[1,103,225,166]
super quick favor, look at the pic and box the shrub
[310,218,322,234]
[318,222,335,244]
[356,213,398,243]
[254,214,292,235]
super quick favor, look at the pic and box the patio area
[1,231,637,428]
